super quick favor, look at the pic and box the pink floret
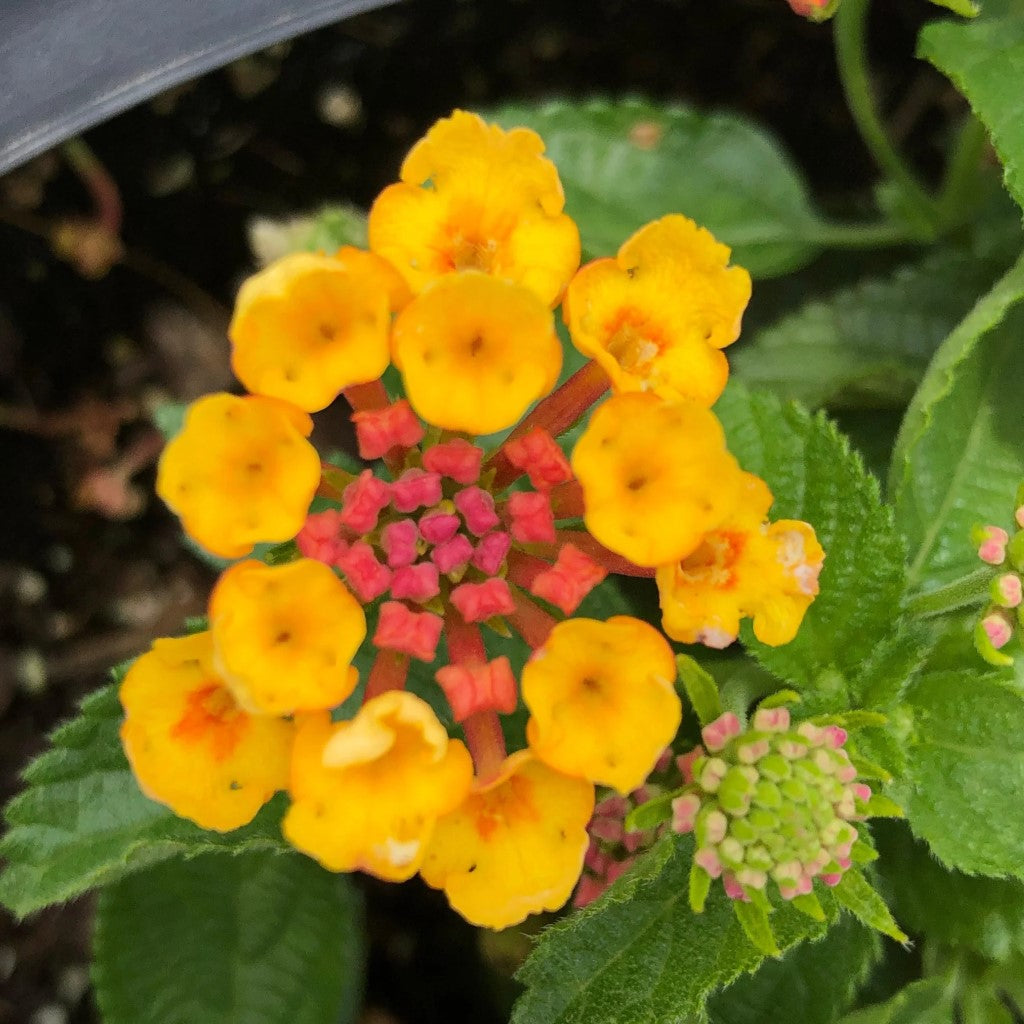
[430,534,474,575]
[501,427,573,490]
[454,486,500,536]
[422,438,483,484]
[419,510,461,545]
[391,468,442,513]
[340,470,391,533]
[296,510,349,564]
[450,578,516,623]
[390,562,441,603]
[434,656,517,721]
[471,531,512,575]
[373,601,443,662]
[507,490,556,544]
[380,518,419,568]
[335,540,392,602]
[352,399,424,460]
[529,543,607,614]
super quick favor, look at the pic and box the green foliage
[898,670,1024,878]
[676,654,724,726]
[838,979,956,1024]
[707,914,880,1024]
[919,7,1024,212]
[875,821,1024,962]
[93,851,364,1024]
[491,98,822,278]
[511,835,832,1024]
[892,255,1024,589]
[732,245,1010,409]
[831,869,908,944]
[714,385,906,701]
[0,683,288,919]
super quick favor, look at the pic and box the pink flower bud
[752,707,791,733]
[694,847,723,879]
[471,531,512,575]
[373,601,443,662]
[450,578,516,623]
[976,525,1009,565]
[702,712,742,753]
[434,655,517,721]
[430,534,475,574]
[296,510,348,564]
[390,562,440,603]
[982,611,1013,649]
[335,541,392,601]
[352,399,424,460]
[380,518,419,568]
[454,486,500,536]
[671,794,701,834]
[419,510,460,545]
[502,427,573,490]
[340,470,391,533]
[391,468,442,513]
[529,543,607,614]
[993,573,1023,609]
[590,816,625,843]
[422,438,483,484]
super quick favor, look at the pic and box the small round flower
[564,215,751,406]
[156,392,321,559]
[391,273,562,434]
[656,473,825,648]
[522,616,680,793]
[284,693,473,881]
[571,392,745,567]
[368,110,580,306]
[229,251,394,412]
[209,559,366,716]
[419,751,594,929]
[119,632,293,832]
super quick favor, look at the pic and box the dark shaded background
[0,1,954,1021]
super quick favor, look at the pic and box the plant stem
[936,115,989,223]
[834,0,939,231]
[906,568,992,618]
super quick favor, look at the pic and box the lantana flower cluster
[120,110,824,929]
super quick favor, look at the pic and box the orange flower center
[171,682,247,761]
[474,773,542,841]
[678,531,745,588]
[603,308,663,376]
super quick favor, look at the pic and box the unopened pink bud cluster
[971,487,1024,666]
[670,708,868,902]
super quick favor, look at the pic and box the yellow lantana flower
[656,473,825,648]
[420,750,594,929]
[564,215,751,406]
[229,251,395,412]
[571,392,745,567]
[391,272,562,434]
[368,110,580,306]
[156,392,320,560]
[522,616,680,793]
[119,631,293,832]
[284,693,473,881]
[210,559,365,716]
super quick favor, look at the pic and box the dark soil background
[0,1,956,1021]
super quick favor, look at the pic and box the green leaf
[708,913,879,1024]
[714,385,906,698]
[248,203,367,265]
[733,900,780,957]
[899,670,1024,878]
[676,654,723,726]
[838,978,955,1024]
[831,869,908,943]
[919,12,1024,212]
[892,253,1024,590]
[510,835,830,1024]
[929,0,980,14]
[733,245,1010,409]
[0,683,288,918]
[875,820,1024,962]
[492,98,822,278]
[93,851,364,1024]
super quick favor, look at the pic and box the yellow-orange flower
[119,632,293,832]
[156,392,320,559]
[522,616,680,793]
[564,215,751,406]
[391,273,561,434]
[420,751,594,929]
[571,392,745,567]
[229,251,393,412]
[656,473,825,648]
[210,559,365,716]
[284,693,473,881]
[368,110,580,306]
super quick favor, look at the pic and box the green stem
[906,568,992,618]
[808,218,915,249]
[834,0,939,231]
